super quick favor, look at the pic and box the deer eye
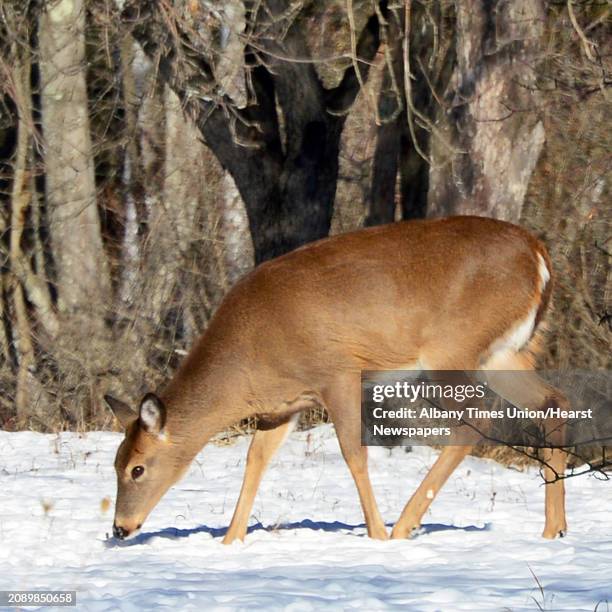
[131,465,145,480]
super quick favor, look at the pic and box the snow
[1,425,610,611]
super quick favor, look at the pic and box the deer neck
[157,328,256,457]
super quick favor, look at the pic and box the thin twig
[567,0,597,62]
[402,1,463,164]
[402,0,431,163]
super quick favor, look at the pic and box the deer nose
[113,523,128,540]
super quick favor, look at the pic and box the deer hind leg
[223,415,298,544]
[391,445,472,539]
[541,448,568,538]
[483,350,568,539]
[391,357,483,539]
[324,376,388,540]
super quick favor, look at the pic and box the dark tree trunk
[199,64,346,262]
[0,96,16,235]
[366,11,404,227]
[366,4,439,226]
[366,116,400,226]
[122,0,385,263]
[399,27,433,222]
[399,114,429,220]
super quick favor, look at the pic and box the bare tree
[0,0,608,434]
[39,0,111,313]
[121,0,385,262]
[428,0,546,222]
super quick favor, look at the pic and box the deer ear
[104,395,138,429]
[139,393,166,434]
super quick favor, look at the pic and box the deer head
[104,394,189,539]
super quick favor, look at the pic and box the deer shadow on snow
[104,519,490,548]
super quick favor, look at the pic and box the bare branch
[326,2,386,115]
[567,0,598,62]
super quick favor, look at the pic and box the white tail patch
[537,252,550,293]
[486,304,538,365]
[485,254,548,366]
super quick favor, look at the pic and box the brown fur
[108,216,568,542]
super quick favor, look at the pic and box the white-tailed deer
[105,216,568,543]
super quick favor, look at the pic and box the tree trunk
[366,4,440,225]
[428,0,546,223]
[122,0,385,263]
[147,86,204,325]
[221,172,254,285]
[211,112,345,263]
[9,50,35,424]
[366,23,403,227]
[39,0,110,313]
[38,0,113,426]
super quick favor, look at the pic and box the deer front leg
[338,440,389,540]
[223,417,297,544]
[324,377,388,540]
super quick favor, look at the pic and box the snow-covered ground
[1,425,610,611]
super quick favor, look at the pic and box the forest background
[0,0,609,443]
